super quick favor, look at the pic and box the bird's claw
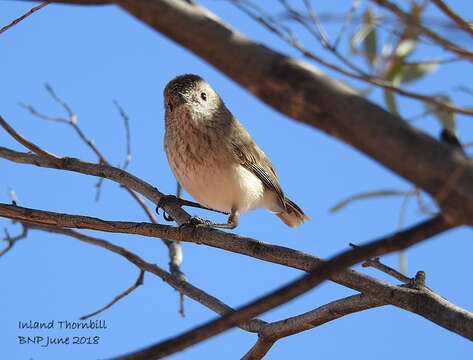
[156,195,178,222]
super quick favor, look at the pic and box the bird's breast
[164,118,265,214]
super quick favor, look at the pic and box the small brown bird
[163,74,309,229]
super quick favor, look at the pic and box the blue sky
[1,1,472,359]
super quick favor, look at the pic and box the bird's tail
[277,198,309,228]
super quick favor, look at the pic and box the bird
[162,74,309,229]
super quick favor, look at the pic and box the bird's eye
[201,92,207,101]
[168,102,173,112]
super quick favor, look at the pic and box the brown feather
[230,120,286,209]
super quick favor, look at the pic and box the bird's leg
[183,208,239,230]
[156,194,229,222]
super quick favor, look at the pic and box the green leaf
[364,26,377,67]
[330,190,408,213]
[400,62,438,83]
[384,89,399,115]
[395,38,417,58]
[351,7,378,68]
[364,8,377,67]
[424,94,456,133]
[384,62,403,85]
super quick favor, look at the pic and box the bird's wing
[230,121,286,209]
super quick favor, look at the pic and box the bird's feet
[156,195,179,222]
[178,216,214,230]
[178,215,237,230]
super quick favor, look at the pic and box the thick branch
[112,214,466,359]
[243,293,385,360]
[7,0,471,300]
[0,146,436,301]
[1,145,470,342]
[260,293,384,340]
[1,203,471,347]
[17,3,473,221]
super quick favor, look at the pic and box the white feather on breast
[168,156,266,214]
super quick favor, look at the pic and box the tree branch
[80,270,145,320]
[1,203,470,355]
[0,2,49,35]
[23,222,265,333]
[19,0,473,226]
[110,0,473,226]
[0,115,63,167]
[242,293,385,360]
[229,0,472,116]
[362,257,411,283]
[0,144,191,226]
[371,0,473,61]
[0,148,468,333]
[112,214,466,359]
[0,224,28,258]
[20,87,186,284]
[430,0,473,38]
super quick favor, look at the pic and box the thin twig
[179,292,185,318]
[20,88,186,274]
[113,99,132,170]
[24,222,265,333]
[397,190,415,275]
[173,180,185,317]
[371,0,473,61]
[18,102,69,123]
[333,0,361,49]
[362,257,411,283]
[95,177,105,201]
[0,225,27,258]
[414,187,438,216]
[302,0,329,46]
[0,115,63,166]
[45,83,74,118]
[430,0,473,38]
[0,2,49,35]
[231,0,473,116]
[80,270,145,320]
[21,92,190,316]
[456,86,473,96]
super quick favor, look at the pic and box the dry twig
[0,224,27,258]
[371,0,473,61]
[362,257,411,283]
[0,2,49,35]
[23,222,264,332]
[20,88,187,285]
[230,0,473,116]
[81,270,145,320]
